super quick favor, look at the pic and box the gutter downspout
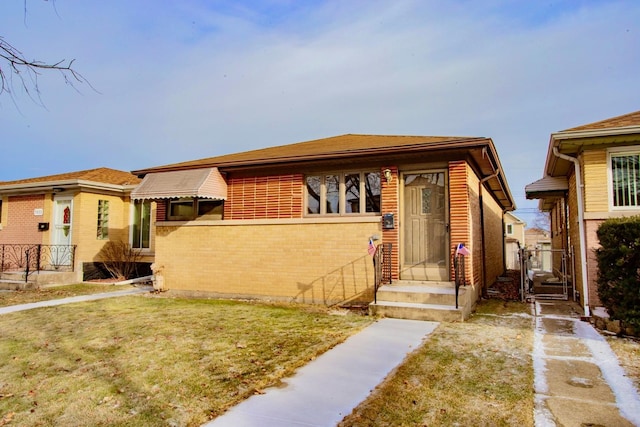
[479,169,501,297]
[552,147,590,317]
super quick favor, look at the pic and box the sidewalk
[205,318,439,427]
[533,300,640,426]
[0,285,151,315]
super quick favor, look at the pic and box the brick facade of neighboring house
[526,110,640,315]
[134,134,514,308]
[0,168,150,282]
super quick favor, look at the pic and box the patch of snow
[573,320,640,426]
[592,306,609,318]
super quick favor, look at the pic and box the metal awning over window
[131,168,227,200]
[524,175,568,199]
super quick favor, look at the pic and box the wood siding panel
[582,150,608,212]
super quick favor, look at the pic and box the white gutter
[552,146,590,317]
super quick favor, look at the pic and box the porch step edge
[371,301,462,311]
[378,285,465,295]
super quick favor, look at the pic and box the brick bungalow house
[525,110,640,317]
[0,168,153,284]
[132,134,515,320]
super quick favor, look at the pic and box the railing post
[36,244,42,272]
[24,248,30,283]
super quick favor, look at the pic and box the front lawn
[339,299,535,427]
[0,296,372,426]
[0,283,134,308]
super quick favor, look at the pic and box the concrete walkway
[0,285,151,315]
[533,300,640,426]
[204,318,439,427]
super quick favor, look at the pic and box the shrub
[595,216,640,330]
[98,241,143,280]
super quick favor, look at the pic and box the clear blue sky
[2,0,639,227]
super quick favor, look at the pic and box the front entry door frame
[400,169,450,281]
[51,196,74,267]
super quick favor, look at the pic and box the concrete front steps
[369,280,472,322]
[0,270,77,289]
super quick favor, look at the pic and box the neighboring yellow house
[525,110,640,317]
[0,168,154,284]
[503,211,526,270]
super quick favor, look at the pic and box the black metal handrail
[1,244,76,282]
[373,243,392,303]
[453,253,466,309]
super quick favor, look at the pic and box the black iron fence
[0,244,76,279]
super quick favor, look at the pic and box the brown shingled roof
[132,134,479,174]
[2,167,141,186]
[563,110,640,132]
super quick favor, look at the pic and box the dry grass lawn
[339,299,535,427]
[0,283,132,307]
[3,287,634,427]
[0,295,372,426]
[606,335,640,391]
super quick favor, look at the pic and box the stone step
[369,301,464,322]
[376,284,467,306]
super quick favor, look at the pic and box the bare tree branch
[1,0,92,106]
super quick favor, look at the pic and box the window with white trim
[610,149,640,208]
[506,224,513,235]
[96,200,109,239]
[305,171,381,215]
[132,200,151,249]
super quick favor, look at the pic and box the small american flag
[455,243,470,256]
[368,239,376,256]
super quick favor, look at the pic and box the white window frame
[608,147,640,210]
[131,200,152,250]
[506,223,513,235]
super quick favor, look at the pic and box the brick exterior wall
[448,161,472,284]
[567,169,586,306]
[73,192,131,269]
[150,161,500,308]
[380,166,399,279]
[153,221,381,304]
[481,184,506,289]
[0,194,46,244]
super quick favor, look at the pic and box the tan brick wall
[582,149,608,212]
[566,170,586,306]
[72,192,132,271]
[482,184,506,289]
[153,220,381,305]
[0,194,46,244]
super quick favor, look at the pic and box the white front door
[52,197,73,266]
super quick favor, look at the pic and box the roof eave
[545,125,640,176]
[0,179,134,195]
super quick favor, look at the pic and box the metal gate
[519,247,573,301]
